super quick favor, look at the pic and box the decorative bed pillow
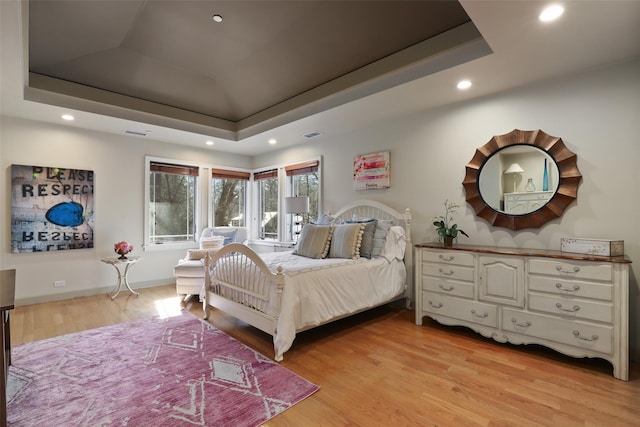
[186,248,218,260]
[209,228,238,245]
[328,223,365,259]
[293,224,333,259]
[315,213,335,225]
[346,219,377,258]
[371,219,393,258]
[199,235,225,250]
[382,225,407,262]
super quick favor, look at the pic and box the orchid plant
[433,199,469,241]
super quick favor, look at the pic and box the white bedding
[258,250,407,360]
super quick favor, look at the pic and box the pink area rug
[7,312,319,426]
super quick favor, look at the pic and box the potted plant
[433,199,469,246]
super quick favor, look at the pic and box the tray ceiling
[26,0,485,140]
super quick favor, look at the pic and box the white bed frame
[203,199,412,361]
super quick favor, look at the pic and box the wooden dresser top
[415,243,631,264]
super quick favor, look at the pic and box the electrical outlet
[53,280,65,287]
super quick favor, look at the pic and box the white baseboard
[15,279,175,306]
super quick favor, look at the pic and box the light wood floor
[10,284,640,426]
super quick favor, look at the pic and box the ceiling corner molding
[25,73,238,140]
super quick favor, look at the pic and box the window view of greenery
[212,178,246,227]
[149,170,196,243]
[292,172,319,223]
[258,176,279,240]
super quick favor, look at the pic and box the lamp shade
[504,163,525,174]
[284,196,309,214]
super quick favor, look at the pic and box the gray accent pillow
[346,219,377,259]
[293,224,333,259]
[329,223,365,259]
[371,220,393,257]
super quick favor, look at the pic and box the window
[286,161,320,223]
[211,168,249,227]
[148,161,197,243]
[254,169,278,240]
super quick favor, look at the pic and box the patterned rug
[7,312,319,426]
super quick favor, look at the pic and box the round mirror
[463,129,581,230]
[478,145,560,214]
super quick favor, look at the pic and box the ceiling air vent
[303,131,323,139]
[123,130,151,137]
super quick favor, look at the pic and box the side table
[101,257,142,299]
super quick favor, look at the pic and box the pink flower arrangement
[114,241,133,257]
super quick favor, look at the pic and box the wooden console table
[1,269,16,427]
[415,243,631,380]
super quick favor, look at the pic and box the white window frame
[210,165,251,227]
[144,156,205,252]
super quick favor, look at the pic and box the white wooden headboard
[331,199,413,308]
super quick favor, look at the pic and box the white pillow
[199,236,225,250]
[186,248,217,260]
[383,226,407,262]
[315,213,335,225]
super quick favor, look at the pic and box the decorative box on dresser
[414,243,631,381]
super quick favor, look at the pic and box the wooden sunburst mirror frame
[462,129,582,231]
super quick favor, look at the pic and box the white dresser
[415,243,630,380]
[504,191,554,214]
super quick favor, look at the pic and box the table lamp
[284,196,309,242]
[504,163,524,193]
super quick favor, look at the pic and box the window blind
[150,162,199,176]
[212,168,250,180]
[285,160,319,176]
[253,169,278,180]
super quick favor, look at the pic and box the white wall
[255,57,640,359]
[0,117,250,303]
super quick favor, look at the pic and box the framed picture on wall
[353,151,390,190]
[11,164,95,253]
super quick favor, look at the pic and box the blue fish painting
[45,201,85,227]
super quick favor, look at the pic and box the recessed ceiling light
[539,4,564,22]
[212,14,223,23]
[206,140,214,146]
[268,138,277,145]
[457,80,472,90]
[61,114,74,121]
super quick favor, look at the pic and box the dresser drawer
[422,291,497,327]
[528,275,613,301]
[421,250,475,266]
[529,258,613,282]
[503,308,613,355]
[422,263,475,282]
[528,293,614,323]
[421,276,474,299]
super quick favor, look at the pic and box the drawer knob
[428,300,443,309]
[511,318,532,328]
[556,265,580,275]
[438,268,454,276]
[438,254,455,261]
[573,331,598,342]
[471,309,489,319]
[438,284,454,292]
[556,303,580,313]
[555,283,580,292]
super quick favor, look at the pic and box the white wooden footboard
[203,243,285,359]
